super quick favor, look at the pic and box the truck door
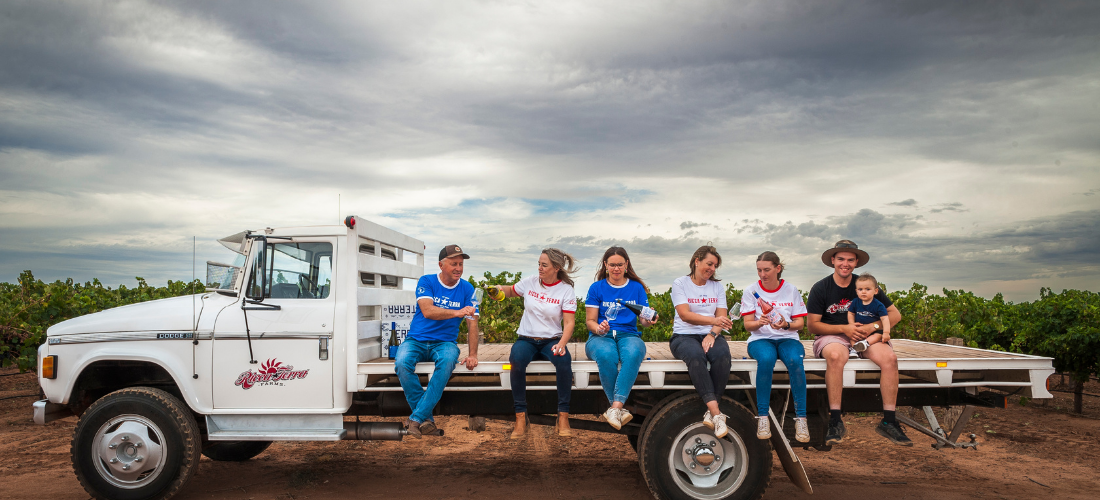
[212,238,336,409]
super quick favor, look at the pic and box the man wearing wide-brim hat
[806,240,912,447]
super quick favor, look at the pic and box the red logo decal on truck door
[234,358,310,389]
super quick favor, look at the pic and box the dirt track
[3,368,1099,500]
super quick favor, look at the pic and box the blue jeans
[585,333,646,405]
[747,338,807,418]
[394,338,460,423]
[510,337,572,413]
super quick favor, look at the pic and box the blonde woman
[489,248,578,438]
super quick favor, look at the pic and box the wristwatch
[708,331,719,338]
[873,323,881,330]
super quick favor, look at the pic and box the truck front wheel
[71,387,200,500]
[638,395,771,500]
[202,441,272,461]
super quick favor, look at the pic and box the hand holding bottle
[752,291,784,325]
[621,300,658,322]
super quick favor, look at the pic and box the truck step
[205,414,347,441]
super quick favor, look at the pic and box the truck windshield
[251,242,333,299]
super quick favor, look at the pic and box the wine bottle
[486,286,505,301]
[387,321,400,360]
[622,300,658,322]
[751,291,783,325]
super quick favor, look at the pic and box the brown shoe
[405,419,422,439]
[556,412,573,437]
[511,412,527,439]
[419,420,438,435]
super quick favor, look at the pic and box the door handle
[319,337,329,360]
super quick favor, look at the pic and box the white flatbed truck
[32,217,1056,500]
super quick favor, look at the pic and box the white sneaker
[795,417,810,443]
[617,408,633,426]
[756,416,771,439]
[702,411,714,430]
[849,347,859,358]
[711,413,729,439]
[853,340,869,352]
[603,407,622,430]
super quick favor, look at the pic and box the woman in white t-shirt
[740,251,809,443]
[670,245,735,438]
[488,248,578,439]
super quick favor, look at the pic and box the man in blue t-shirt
[395,244,480,438]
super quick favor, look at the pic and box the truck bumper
[32,399,73,425]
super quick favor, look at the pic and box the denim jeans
[585,332,646,405]
[747,338,807,417]
[509,337,572,413]
[669,334,731,404]
[394,338,460,423]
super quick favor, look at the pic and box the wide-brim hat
[438,244,471,261]
[821,240,870,268]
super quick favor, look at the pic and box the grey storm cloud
[930,203,967,213]
[680,221,709,230]
[1,1,1098,302]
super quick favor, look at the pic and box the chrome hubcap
[92,415,167,488]
[669,423,749,499]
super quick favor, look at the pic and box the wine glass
[722,303,742,334]
[605,301,622,322]
[467,288,484,320]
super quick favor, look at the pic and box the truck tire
[201,441,272,461]
[71,387,201,500]
[638,395,771,500]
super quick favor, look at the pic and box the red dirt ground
[2,367,1098,500]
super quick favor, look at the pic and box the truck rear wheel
[71,387,200,500]
[201,441,272,461]
[638,395,771,500]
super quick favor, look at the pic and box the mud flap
[768,408,813,494]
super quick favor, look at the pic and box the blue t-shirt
[584,279,649,336]
[408,274,478,342]
[849,298,888,332]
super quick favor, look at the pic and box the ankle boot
[556,412,573,437]
[511,412,527,439]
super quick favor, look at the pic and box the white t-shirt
[671,276,728,335]
[513,276,578,339]
[741,279,807,343]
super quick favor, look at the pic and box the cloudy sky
[1,0,1097,302]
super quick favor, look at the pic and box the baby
[848,273,891,352]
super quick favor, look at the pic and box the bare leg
[706,400,721,416]
[864,342,899,411]
[821,343,850,410]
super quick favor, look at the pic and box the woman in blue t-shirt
[585,246,658,430]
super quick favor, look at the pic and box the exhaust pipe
[342,421,406,441]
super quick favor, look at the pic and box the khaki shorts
[812,334,892,359]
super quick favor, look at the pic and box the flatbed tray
[355,339,1053,398]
